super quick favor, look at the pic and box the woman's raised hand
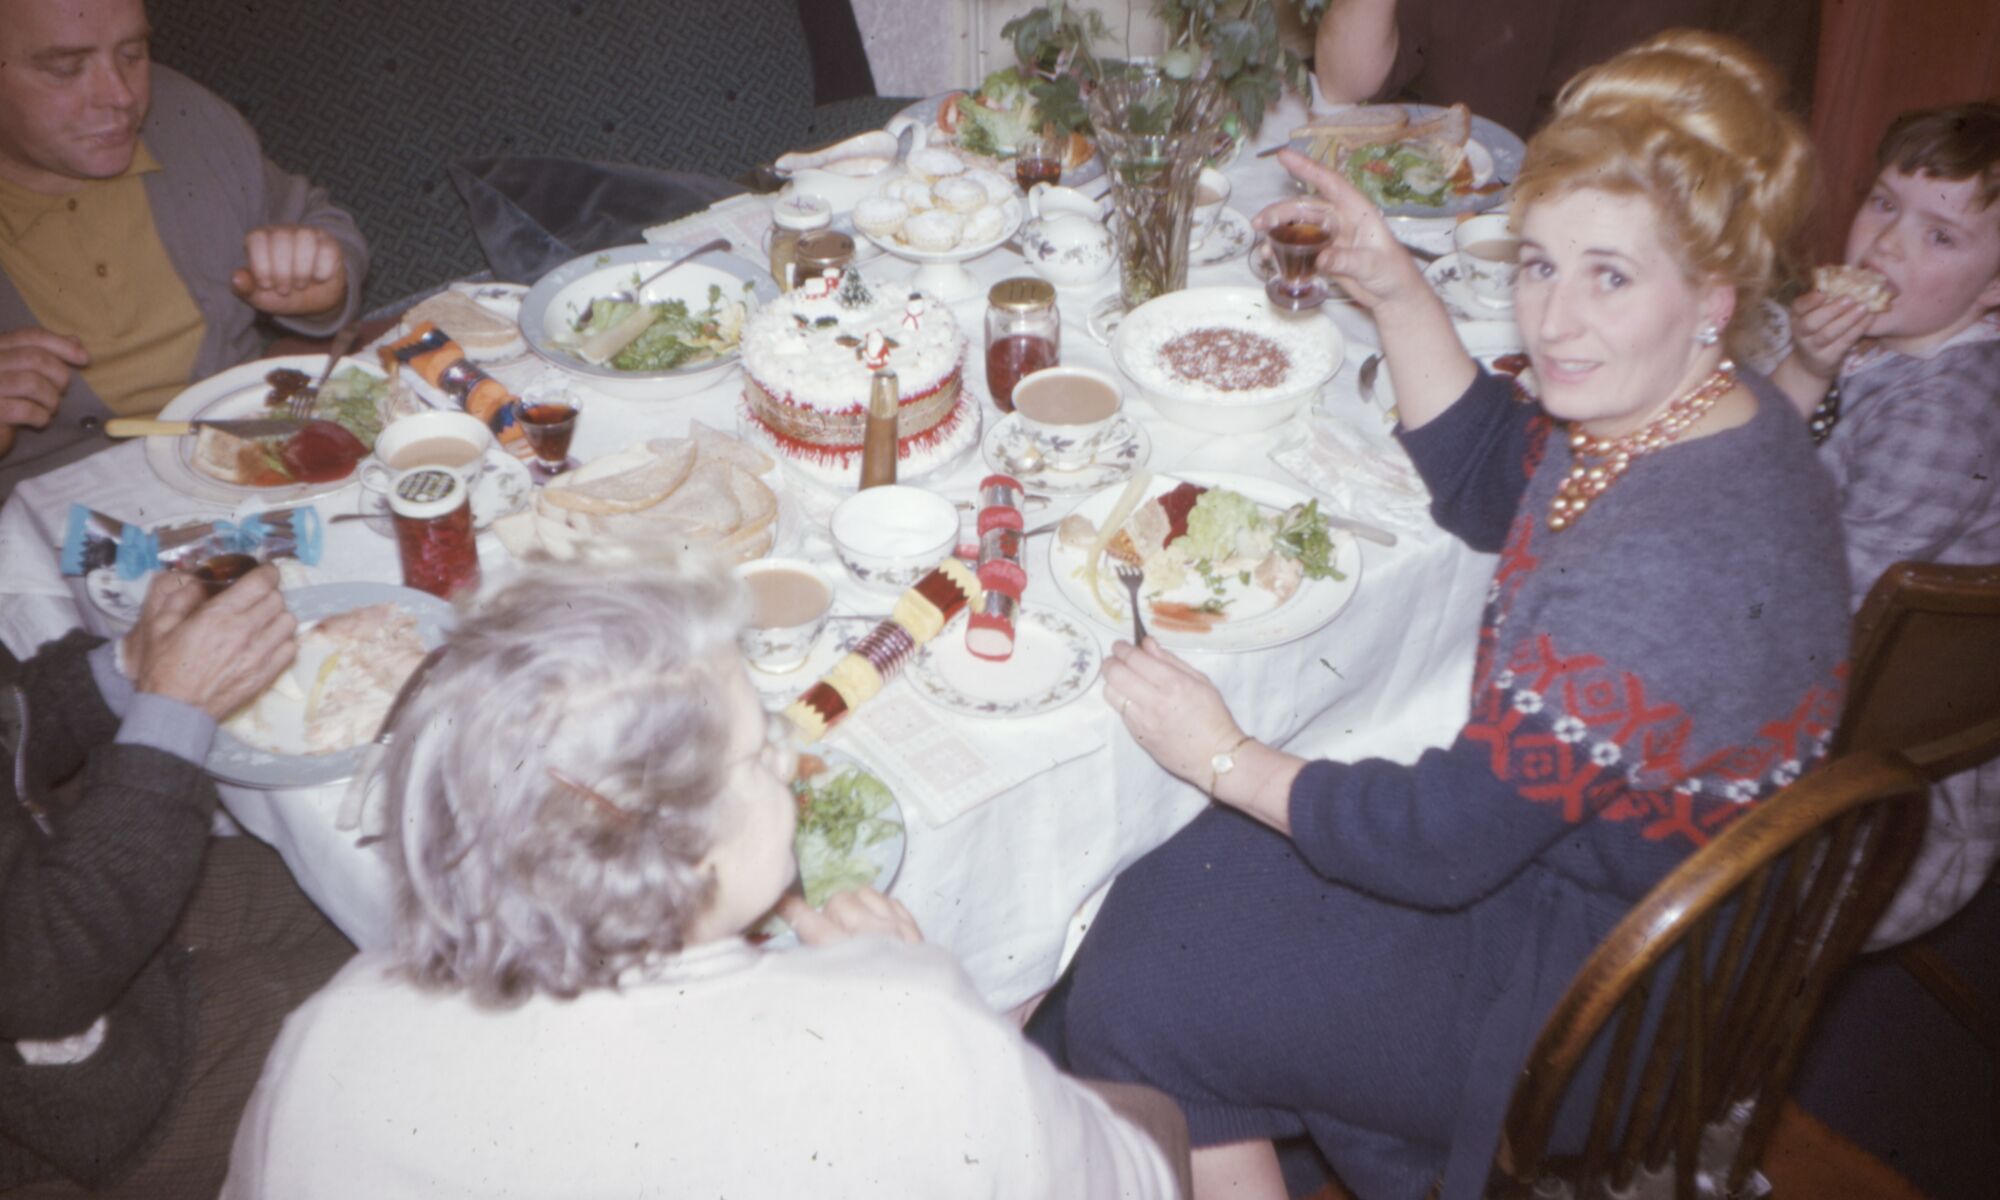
[781,886,923,948]
[1101,638,1246,789]
[1257,149,1432,312]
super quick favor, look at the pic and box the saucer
[1190,208,1253,266]
[1424,254,1517,324]
[981,412,1152,495]
[353,449,533,536]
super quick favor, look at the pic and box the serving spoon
[577,236,733,327]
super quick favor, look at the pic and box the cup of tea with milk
[1453,213,1521,308]
[359,410,493,494]
[1010,367,1123,470]
[735,559,835,673]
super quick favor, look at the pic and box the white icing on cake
[739,270,962,414]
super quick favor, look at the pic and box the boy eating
[1774,101,1999,948]
[1775,100,2000,605]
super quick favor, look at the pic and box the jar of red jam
[390,469,479,598]
[984,277,1059,414]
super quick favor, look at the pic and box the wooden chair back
[1837,560,2000,779]
[1488,752,1929,1200]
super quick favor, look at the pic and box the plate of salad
[145,355,397,503]
[520,243,777,400]
[756,745,906,946]
[1290,104,1524,220]
[1049,470,1362,652]
[899,70,1102,187]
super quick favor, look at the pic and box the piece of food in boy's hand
[1813,264,1894,313]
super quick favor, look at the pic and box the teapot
[1017,184,1114,289]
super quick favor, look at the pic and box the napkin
[642,193,776,261]
[1269,413,1438,538]
[828,689,1108,828]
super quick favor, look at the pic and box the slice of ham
[278,420,369,483]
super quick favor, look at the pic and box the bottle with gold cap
[859,370,899,489]
[984,277,1060,413]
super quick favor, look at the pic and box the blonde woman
[1031,32,1849,1200]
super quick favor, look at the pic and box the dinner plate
[519,243,777,400]
[146,355,387,504]
[206,582,456,790]
[892,92,1106,187]
[907,607,1101,719]
[1048,470,1363,653]
[1288,103,1525,219]
[756,743,906,946]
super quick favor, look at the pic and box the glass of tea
[1013,133,1064,192]
[514,394,581,476]
[1261,201,1335,311]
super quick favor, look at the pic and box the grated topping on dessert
[1159,328,1292,392]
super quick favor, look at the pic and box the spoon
[578,236,732,326]
[1355,352,1383,407]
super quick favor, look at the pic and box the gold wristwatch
[1207,734,1255,797]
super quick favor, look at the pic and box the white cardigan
[223,935,1177,1198]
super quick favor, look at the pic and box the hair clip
[546,767,637,826]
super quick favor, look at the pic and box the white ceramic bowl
[829,485,959,595]
[520,243,778,401]
[1110,287,1344,434]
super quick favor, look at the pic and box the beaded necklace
[1547,360,1737,532]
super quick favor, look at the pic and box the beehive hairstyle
[1511,29,1816,353]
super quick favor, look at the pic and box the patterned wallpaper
[853,0,1168,98]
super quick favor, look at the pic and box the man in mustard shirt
[0,0,369,499]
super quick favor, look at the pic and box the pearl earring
[1695,322,1721,347]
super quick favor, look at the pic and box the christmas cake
[738,267,978,486]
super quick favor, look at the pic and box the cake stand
[858,200,1025,304]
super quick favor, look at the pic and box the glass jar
[390,469,480,598]
[984,278,1060,414]
[768,193,833,289]
[791,230,856,293]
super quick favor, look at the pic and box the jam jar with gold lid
[983,277,1060,414]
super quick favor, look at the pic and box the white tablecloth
[0,138,1494,1009]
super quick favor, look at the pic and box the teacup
[1454,213,1521,308]
[1011,367,1123,470]
[734,558,835,673]
[361,410,494,494]
[1191,167,1232,247]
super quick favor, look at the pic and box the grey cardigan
[0,633,218,1189]
[0,65,369,499]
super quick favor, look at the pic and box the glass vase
[1088,61,1228,312]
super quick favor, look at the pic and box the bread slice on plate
[401,289,525,361]
[541,440,697,515]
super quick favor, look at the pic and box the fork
[289,322,363,420]
[1112,561,1148,645]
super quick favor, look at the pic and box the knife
[1322,510,1400,548]
[103,417,309,439]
